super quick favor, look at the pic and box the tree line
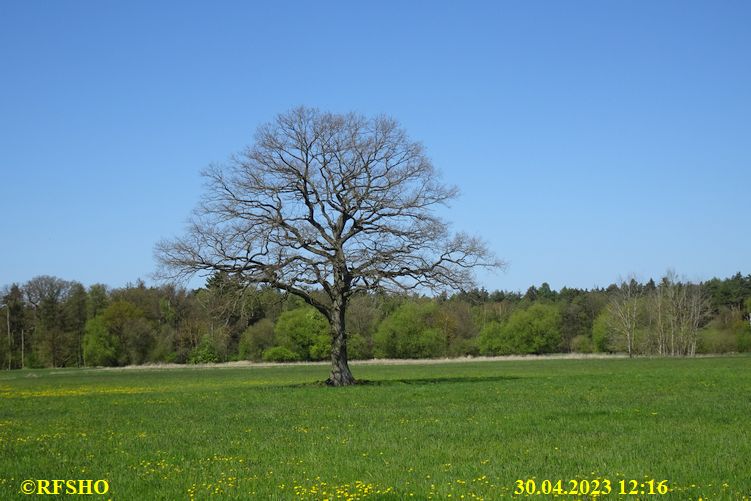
[1,271,749,369]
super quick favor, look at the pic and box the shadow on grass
[355,375,520,386]
[283,375,520,389]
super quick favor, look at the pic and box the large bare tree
[157,107,501,385]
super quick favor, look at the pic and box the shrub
[274,307,329,360]
[98,300,149,365]
[262,346,300,362]
[373,301,444,358]
[733,320,751,353]
[478,321,510,355]
[737,327,751,352]
[149,325,177,363]
[122,317,155,365]
[83,316,118,366]
[309,338,330,361]
[239,319,276,361]
[570,334,593,353]
[591,311,612,352]
[450,336,480,357]
[0,338,7,369]
[697,327,748,354]
[478,304,562,355]
[188,336,219,364]
[347,333,371,360]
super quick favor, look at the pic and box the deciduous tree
[157,107,501,385]
[608,276,641,357]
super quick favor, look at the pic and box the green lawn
[1,357,749,500]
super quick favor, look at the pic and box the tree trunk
[627,332,632,358]
[326,299,355,386]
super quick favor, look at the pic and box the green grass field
[1,356,750,500]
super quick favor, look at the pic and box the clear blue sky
[1,1,749,293]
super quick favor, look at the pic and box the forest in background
[1,271,750,369]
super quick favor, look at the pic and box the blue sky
[1,1,749,293]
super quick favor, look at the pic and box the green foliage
[508,303,562,354]
[149,325,177,363]
[560,293,603,351]
[346,333,370,360]
[188,335,220,364]
[437,300,479,356]
[239,319,276,361]
[2,284,27,369]
[697,306,751,354]
[101,300,145,330]
[63,282,88,334]
[274,307,329,361]
[24,276,77,367]
[374,301,445,358]
[697,323,751,354]
[478,304,562,355]
[262,346,300,362]
[697,328,739,354]
[100,300,152,365]
[309,337,330,361]
[478,321,507,355]
[345,295,383,357]
[122,317,155,365]
[570,334,593,353]
[537,282,557,302]
[5,270,751,368]
[86,284,110,318]
[705,272,751,310]
[591,311,612,352]
[738,326,751,352]
[0,335,9,369]
[83,316,117,366]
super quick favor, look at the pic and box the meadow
[1,356,749,500]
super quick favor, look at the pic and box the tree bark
[326,299,355,386]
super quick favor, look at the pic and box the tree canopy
[156,107,500,385]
